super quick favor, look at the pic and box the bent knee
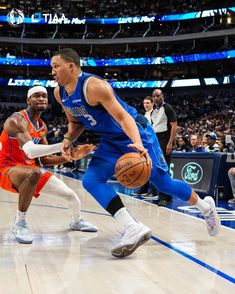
[27,169,41,184]
[62,187,77,200]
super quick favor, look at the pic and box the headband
[27,86,47,98]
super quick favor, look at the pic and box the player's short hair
[53,48,80,67]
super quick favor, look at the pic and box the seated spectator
[205,132,220,152]
[228,168,235,205]
[175,136,191,152]
[201,134,208,149]
[49,130,62,144]
[189,134,205,152]
[217,139,227,152]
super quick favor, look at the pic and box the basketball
[115,152,151,188]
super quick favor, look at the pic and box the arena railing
[0,28,234,45]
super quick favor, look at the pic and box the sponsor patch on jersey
[39,130,45,137]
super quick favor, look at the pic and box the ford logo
[181,162,203,185]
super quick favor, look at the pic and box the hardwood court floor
[0,174,234,294]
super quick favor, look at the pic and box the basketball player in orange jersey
[0,86,97,244]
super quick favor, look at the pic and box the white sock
[15,210,27,223]
[194,196,210,215]
[114,207,137,228]
[71,214,81,223]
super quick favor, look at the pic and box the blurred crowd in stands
[0,91,234,154]
[5,0,235,18]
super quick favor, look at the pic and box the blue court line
[151,235,235,285]
[1,199,234,284]
[0,200,111,216]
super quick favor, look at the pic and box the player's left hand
[61,139,73,161]
[128,143,152,168]
[71,144,96,160]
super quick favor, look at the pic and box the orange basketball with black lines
[115,152,151,188]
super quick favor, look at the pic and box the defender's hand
[71,144,96,160]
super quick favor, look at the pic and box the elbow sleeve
[22,141,62,159]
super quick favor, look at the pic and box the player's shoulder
[7,112,25,124]
[4,112,27,133]
[87,75,111,93]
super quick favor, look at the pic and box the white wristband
[22,141,62,159]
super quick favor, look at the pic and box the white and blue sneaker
[69,218,97,232]
[12,220,33,244]
[203,196,221,237]
[111,222,152,258]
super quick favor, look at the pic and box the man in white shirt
[151,89,177,206]
[131,96,156,197]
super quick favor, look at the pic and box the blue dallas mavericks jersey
[59,71,168,171]
[59,71,137,139]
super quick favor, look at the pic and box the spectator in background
[143,96,154,123]
[202,134,208,149]
[131,96,157,198]
[228,168,235,205]
[49,129,63,144]
[151,89,177,206]
[189,134,205,152]
[205,132,220,152]
[217,139,226,152]
[175,136,191,152]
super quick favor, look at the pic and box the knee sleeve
[40,175,81,209]
[150,168,192,202]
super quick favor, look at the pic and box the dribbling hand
[127,143,152,168]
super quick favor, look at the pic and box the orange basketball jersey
[0,109,46,168]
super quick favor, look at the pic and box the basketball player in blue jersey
[51,48,220,258]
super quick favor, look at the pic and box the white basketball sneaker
[202,196,221,237]
[69,218,97,232]
[111,222,152,258]
[12,220,33,244]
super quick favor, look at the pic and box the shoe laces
[16,220,27,228]
[204,210,216,228]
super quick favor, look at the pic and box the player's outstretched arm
[39,136,96,165]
